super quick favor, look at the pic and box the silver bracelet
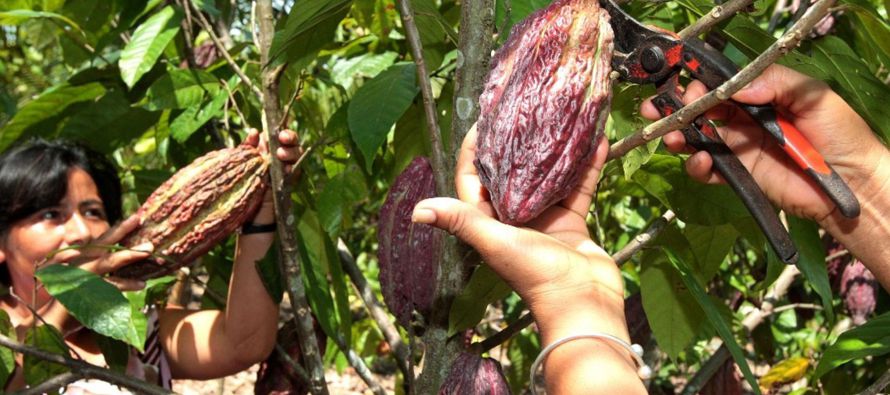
[529,333,653,394]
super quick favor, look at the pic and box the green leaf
[169,87,228,143]
[664,248,762,395]
[348,62,419,170]
[684,223,738,282]
[60,90,160,154]
[448,264,513,336]
[256,238,284,304]
[0,83,105,151]
[640,234,706,361]
[505,329,540,393]
[787,216,834,320]
[633,155,750,225]
[331,51,399,91]
[0,310,15,388]
[36,265,146,350]
[609,84,658,179]
[141,69,221,110]
[269,0,352,69]
[814,311,890,379]
[24,325,69,386]
[96,335,129,374]
[119,6,182,88]
[0,9,82,32]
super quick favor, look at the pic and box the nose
[64,213,93,246]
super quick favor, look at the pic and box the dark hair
[0,138,123,235]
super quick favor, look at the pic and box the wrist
[531,284,630,346]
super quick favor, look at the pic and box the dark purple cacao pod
[700,360,743,395]
[114,144,269,280]
[255,320,327,395]
[474,0,614,224]
[377,157,439,327]
[624,293,651,346]
[439,352,512,395]
[840,260,878,325]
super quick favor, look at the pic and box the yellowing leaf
[759,356,809,391]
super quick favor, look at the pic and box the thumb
[413,197,516,254]
[732,64,827,115]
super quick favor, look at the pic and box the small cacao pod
[255,319,327,395]
[840,260,878,325]
[114,144,269,280]
[439,352,512,395]
[624,293,651,346]
[377,157,439,328]
[474,0,614,224]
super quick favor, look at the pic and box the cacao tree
[1,0,889,393]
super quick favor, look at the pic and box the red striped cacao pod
[377,157,439,328]
[840,260,878,325]
[439,352,512,395]
[474,0,614,224]
[114,144,269,280]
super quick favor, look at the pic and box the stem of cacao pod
[256,2,330,395]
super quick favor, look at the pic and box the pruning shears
[600,0,860,264]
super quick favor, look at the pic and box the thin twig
[189,0,264,101]
[178,0,197,68]
[0,333,173,395]
[771,302,823,314]
[274,343,312,383]
[473,210,677,351]
[338,239,411,377]
[276,75,306,131]
[859,367,890,395]
[395,0,448,196]
[607,0,837,160]
[331,334,388,395]
[678,0,757,39]
[825,249,850,262]
[13,372,81,395]
[221,79,250,129]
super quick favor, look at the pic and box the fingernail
[134,242,154,252]
[412,207,437,224]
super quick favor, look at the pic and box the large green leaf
[60,90,160,154]
[0,310,15,388]
[684,223,738,282]
[448,264,513,336]
[814,311,890,379]
[118,5,181,88]
[331,51,399,91]
[0,9,82,32]
[640,233,706,361]
[664,249,761,395]
[348,62,419,170]
[633,155,750,225]
[169,87,228,143]
[0,83,105,151]
[268,0,352,69]
[36,265,146,350]
[23,325,69,386]
[787,216,834,320]
[141,69,222,110]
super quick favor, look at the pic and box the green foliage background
[1,0,889,393]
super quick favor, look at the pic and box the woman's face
[0,167,110,307]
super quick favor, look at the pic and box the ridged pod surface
[377,157,439,328]
[114,144,269,280]
[438,352,512,395]
[474,0,614,224]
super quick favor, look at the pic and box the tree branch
[678,0,757,40]
[331,334,388,395]
[860,368,890,395]
[274,343,312,384]
[13,372,80,395]
[473,313,534,354]
[337,239,412,378]
[395,0,448,197]
[189,0,264,101]
[256,1,329,394]
[0,333,172,395]
[607,0,837,160]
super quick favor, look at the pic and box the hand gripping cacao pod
[475,0,614,224]
[377,157,439,328]
[840,260,878,325]
[438,352,512,395]
[114,144,269,280]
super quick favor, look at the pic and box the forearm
[821,145,890,291]
[224,231,280,359]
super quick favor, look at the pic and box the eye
[84,207,107,220]
[39,208,63,222]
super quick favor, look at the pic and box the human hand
[412,127,628,345]
[243,128,301,224]
[641,64,887,226]
[59,215,153,292]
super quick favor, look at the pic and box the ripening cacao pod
[114,144,269,280]
[840,260,878,325]
[474,0,614,224]
[255,319,327,395]
[377,157,439,328]
[439,352,512,395]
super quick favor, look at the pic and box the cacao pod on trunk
[377,157,439,328]
[474,0,614,224]
[840,260,878,325]
[439,352,512,395]
[114,144,269,280]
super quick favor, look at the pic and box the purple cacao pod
[474,0,614,224]
[439,352,512,395]
[114,144,269,280]
[377,157,440,327]
[840,260,878,325]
